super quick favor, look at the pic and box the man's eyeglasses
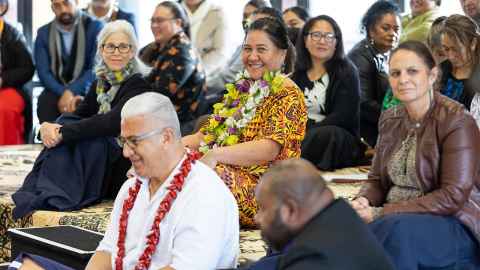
[150,17,176,26]
[117,128,165,149]
[102,43,132,54]
[307,31,336,43]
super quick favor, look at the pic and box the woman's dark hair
[390,41,436,70]
[439,14,480,68]
[283,6,310,22]
[158,1,191,38]
[287,26,301,46]
[0,0,8,17]
[246,0,271,9]
[252,7,283,22]
[247,17,296,74]
[361,0,400,37]
[296,15,347,75]
[426,16,447,53]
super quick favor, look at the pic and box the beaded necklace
[115,151,200,270]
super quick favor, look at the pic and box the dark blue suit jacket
[34,13,103,96]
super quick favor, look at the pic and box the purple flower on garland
[231,99,240,108]
[228,127,237,134]
[214,115,224,122]
[259,80,268,88]
[236,79,250,93]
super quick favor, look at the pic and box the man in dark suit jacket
[248,158,394,270]
[35,0,103,123]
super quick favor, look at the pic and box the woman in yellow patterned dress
[183,17,307,227]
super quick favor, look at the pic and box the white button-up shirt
[97,155,239,270]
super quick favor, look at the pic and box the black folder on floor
[7,225,103,270]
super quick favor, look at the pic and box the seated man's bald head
[255,158,334,250]
[260,158,330,206]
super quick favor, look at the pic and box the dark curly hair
[361,0,400,37]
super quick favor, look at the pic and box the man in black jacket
[249,158,394,270]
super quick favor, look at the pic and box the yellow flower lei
[199,70,285,153]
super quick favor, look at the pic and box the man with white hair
[85,92,239,270]
[460,0,480,25]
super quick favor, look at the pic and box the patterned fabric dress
[145,31,206,124]
[215,81,307,228]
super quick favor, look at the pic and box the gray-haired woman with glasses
[292,15,365,171]
[12,20,152,219]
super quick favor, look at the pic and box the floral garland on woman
[199,70,286,153]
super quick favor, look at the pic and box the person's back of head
[255,158,334,251]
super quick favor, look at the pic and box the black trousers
[301,124,364,171]
[37,90,61,123]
